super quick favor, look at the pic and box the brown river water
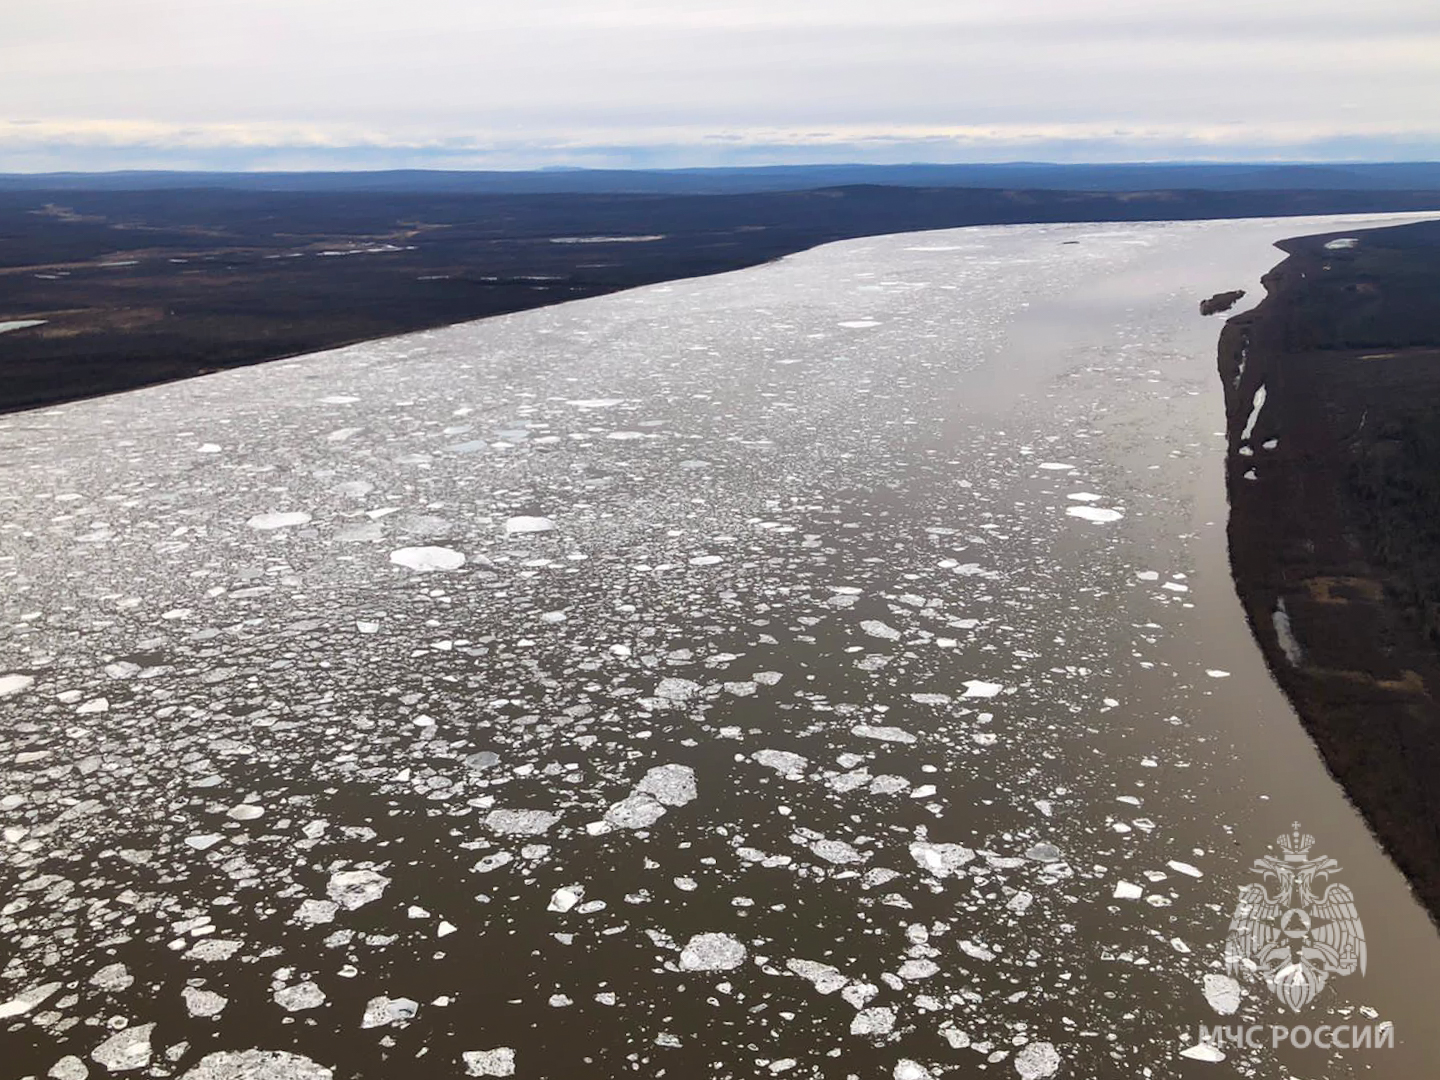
[2,213,1439,1079]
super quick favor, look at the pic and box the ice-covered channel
[4,215,1440,1079]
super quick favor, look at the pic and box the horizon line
[4,158,1440,177]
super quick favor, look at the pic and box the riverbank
[1219,218,1440,922]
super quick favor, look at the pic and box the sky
[2,0,1438,172]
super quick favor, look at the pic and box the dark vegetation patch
[1219,218,1440,922]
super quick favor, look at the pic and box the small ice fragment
[183,987,228,1018]
[90,964,133,991]
[851,724,916,744]
[605,794,667,829]
[0,674,35,697]
[1014,1041,1061,1079]
[247,511,312,530]
[1066,506,1123,524]
[1205,669,1230,678]
[180,1051,332,1080]
[961,680,1003,698]
[361,996,419,1029]
[678,933,746,971]
[296,899,337,925]
[326,869,390,910]
[463,1049,516,1077]
[860,620,902,640]
[0,981,61,1019]
[389,546,465,572]
[49,1056,89,1080]
[1203,974,1242,1015]
[1113,881,1144,900]
[898,959,939,980]
[485,809,560,835]
[959,940,995,961]
[1180,1042,1226,1062]
[504,516,556,534]
[187,940,243,961]
[1168,860,1203,878]
[893,1061,931,1080]
[811,839,866,864]
[869,775,910,795]
[655,677,701,701]
[850,1007,896,1035]
[548,886,583,913]
[1241,385,1267,442]
[753,749,808,776]
[1037,462,1074,471]
[274,981,326,1012]
[636,764,698,806]
[909,841,975,878]
[786,958,848,994]
[91,1024,154,1073]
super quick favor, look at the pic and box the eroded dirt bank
[1220,220,1440,921]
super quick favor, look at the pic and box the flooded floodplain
[3,214,1440,1079]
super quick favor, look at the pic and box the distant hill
[3,161,1440,195]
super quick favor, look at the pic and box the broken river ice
[4,215,1438,1079]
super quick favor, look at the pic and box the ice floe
[389,546,466,571]
[463,1048,516,1077]
[1203,973,1242,1015]
[246,511,313,530]
[326,869,390,910]
[678,933,746,971]
[181,1051,333,1080]
[504,515,556,534]
[0,673,34,697]
[1065,506,1123,524]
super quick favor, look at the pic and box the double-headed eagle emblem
[1224,823,1366,1012]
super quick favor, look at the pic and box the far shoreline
[4,183,1440,415]
[1219,217,1440,924]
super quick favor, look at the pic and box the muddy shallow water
[3,214,1439,1080]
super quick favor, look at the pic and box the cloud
[1,118,1436,172]
[1,0,1436,170]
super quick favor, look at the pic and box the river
[2,213,1438,1079]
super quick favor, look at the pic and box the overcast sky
[3,0,1437,171]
